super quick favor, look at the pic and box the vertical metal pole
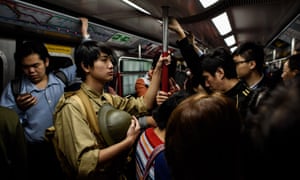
[291,37,295,55]
[273,49,276,60]
[161,6,169,92]
[138,44,142,59]
[162,6,169,56]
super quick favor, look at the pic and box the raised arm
[79,17,91,41]
[143,54,171,110]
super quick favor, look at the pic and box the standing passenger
[53,40,169,179]
[165,93,242,180]
[0,106,28,180]
[232,42,283,178]
[67,17,118,94]
[135,52,180,128]
[201,47,252,120]
[168,17,208,95]
[249,80,300,180]
[135,53,180,98]
[136,90,189,180]
[0,40,76,179]
[281,53,300,83]
[233,42,273,90]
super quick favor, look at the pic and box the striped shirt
[136,127,163,180]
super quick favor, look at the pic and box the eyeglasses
[234,60,248,65]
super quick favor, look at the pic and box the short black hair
[74,40,112,81]
[152,90,189,129]
[233,41,265,73]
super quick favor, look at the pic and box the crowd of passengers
[1,17,300,180]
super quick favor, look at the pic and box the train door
[0,38,16,95]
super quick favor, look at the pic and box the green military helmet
[98,103,132,146]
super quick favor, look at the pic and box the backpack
[10,70,68,100]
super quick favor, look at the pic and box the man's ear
[45,57,49,67]
[81,62,90,73]
[216,67,225,80]
[248,60,256,70]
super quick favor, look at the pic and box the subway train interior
[0,0,299,96]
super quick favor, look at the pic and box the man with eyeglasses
[232,42,281,113]
[233,42,274,90]
[232,41,281,180]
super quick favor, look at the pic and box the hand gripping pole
[161,6,169,92]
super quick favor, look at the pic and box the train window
[122,75,140,96]
[119,57,152,72]
[117,56,152,97]
[48,56,73,71]
[45,43,75,71]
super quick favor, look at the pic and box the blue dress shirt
[0,64,76,143]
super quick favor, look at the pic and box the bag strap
[11,78,21,100]
[10,70,67,101]
[75,89,107,147]
[54,70,68,85]
[143,143,165,180]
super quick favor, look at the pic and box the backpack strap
[143,144,165,180]
[54,70,68,85]
[10,70,67,101]
[75,89,107,148]
[11,78,21,100]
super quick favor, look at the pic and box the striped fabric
[136,128,163,180]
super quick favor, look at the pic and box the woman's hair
[165,93,241,180]
[74,40,112,80]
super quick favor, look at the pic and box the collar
[249,74,264,90]
[80,83,108,101]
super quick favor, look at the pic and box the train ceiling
[0,0,299,59]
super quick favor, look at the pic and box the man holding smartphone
[0,40,76,179]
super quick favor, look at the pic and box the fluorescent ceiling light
[199,0,219,8]
[212,12,232,36]
[224,35,236,47]
[230,46,237,52]
[122,0,151,15]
